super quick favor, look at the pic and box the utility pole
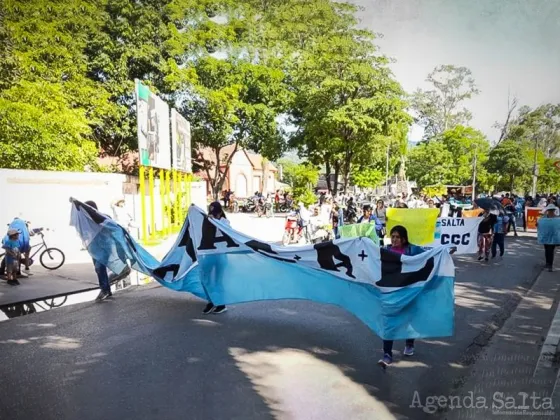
[471,145,477,201]
[531,136,539,198]
[385,143,390,196]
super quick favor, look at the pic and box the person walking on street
[202,202,229,315]
[478,209,497,262]
[491,211,507,259]
[537,204,560,272]
[84,200,114,301]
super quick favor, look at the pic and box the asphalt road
[0,234,546,420]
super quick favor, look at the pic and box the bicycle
[0,227,65,272]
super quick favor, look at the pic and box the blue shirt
[493,216,507,234]
[2,238,20,262]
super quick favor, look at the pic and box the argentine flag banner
[70,199,455,340]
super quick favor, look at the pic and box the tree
[486,140,532,192]
[407,126,490,191]
[185,57,288,200]
[439,126,490,190]
[351,167,384,189]
[411,65,480,139]
[407,141,455,189]
[282,162,319,206]
[279,1,410,194]
[0,81,97,170]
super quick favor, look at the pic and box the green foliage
[351,167,384,189]
[486,140,532,191]
[407,125,490,190]
[0,81,97,170]
[282,162,319,205]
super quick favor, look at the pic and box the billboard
[136,80,171,169]
[171,108,192,173]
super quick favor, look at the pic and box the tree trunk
[262,157,269,195]
[333,161,340,196]
[325,159,332,193]
[342,152,352,194]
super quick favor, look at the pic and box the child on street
[2,228,21,285]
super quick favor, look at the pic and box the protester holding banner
[537,204,560,272]
[477,209,497,262]
[357,205,383,238]
[378,225,426,368]
[202,202,229,314]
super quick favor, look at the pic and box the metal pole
[471,145,477,201]
[531,137,538,198]
[385,144,390,195]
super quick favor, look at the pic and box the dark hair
[209,201,226,219]
[390,225,409,246]
[85,200,98,210]
[363,204,372,212]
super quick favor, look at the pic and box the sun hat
[542,203,559,214]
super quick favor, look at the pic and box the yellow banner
[386,208,440,245]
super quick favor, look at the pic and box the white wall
[0,169,206,263]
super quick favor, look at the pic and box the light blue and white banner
[70,200,456,340]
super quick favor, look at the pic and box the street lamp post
[385,144,390,196]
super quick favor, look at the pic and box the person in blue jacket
[357,204,384,237]
[1,218,32,276]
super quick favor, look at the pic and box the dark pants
[491,233,505,257]
[544,245,557,267]
[383,339,414,357]
[93,259,110,293]
[507,215,518,234]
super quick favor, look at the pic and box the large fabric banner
[70,200,455,340]
[537,218,560,245]
[432,217,481,254]
[386,208,439,245]
[339,223,379,244]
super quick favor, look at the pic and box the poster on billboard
[135,80,171,169]
[171,108,192,173]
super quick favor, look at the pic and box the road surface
[0,234,548,419]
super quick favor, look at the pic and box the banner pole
[149,167,155,240]
[185,173,192,208]
[160,169,165,237]
[139,166,147,244]
[166,170,172,234]
[173,170,179,228]
[177,172,183,225]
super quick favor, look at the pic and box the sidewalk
[0,264,99,307]
[443,268,560,419]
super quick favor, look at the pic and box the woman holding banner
[537,204,560,272]
[378,225,425,368]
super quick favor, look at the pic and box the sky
[350,0,560,143]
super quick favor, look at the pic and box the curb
[533,273,560,376]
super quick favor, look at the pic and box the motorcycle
[241,198,258,213]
